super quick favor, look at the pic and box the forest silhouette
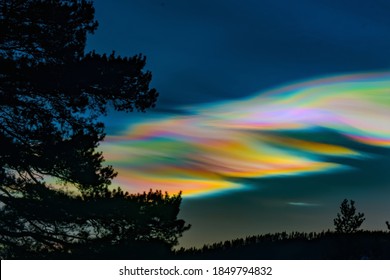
[1,0,389,260]
[175,199,390,260]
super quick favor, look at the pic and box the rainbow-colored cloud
[102,71,390,197]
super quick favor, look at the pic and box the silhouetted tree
[0,0,189,259]
[333,199,365,233]
[386,221,390,231]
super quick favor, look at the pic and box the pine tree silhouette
[333,199,365,233]
[0,0,190,259]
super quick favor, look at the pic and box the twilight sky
[86,0,390,247]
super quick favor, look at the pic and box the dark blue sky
[88,0,390,109]
[87,0,390,247]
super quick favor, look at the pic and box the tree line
[175,199,390,259]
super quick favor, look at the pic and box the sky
[86,0,390,248]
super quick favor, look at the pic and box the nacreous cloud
[102,71,390,197]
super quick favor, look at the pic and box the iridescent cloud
[102,71,390,197]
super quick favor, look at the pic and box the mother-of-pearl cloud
[102,71,390,197]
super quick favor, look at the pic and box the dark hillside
[175,231,390,260]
